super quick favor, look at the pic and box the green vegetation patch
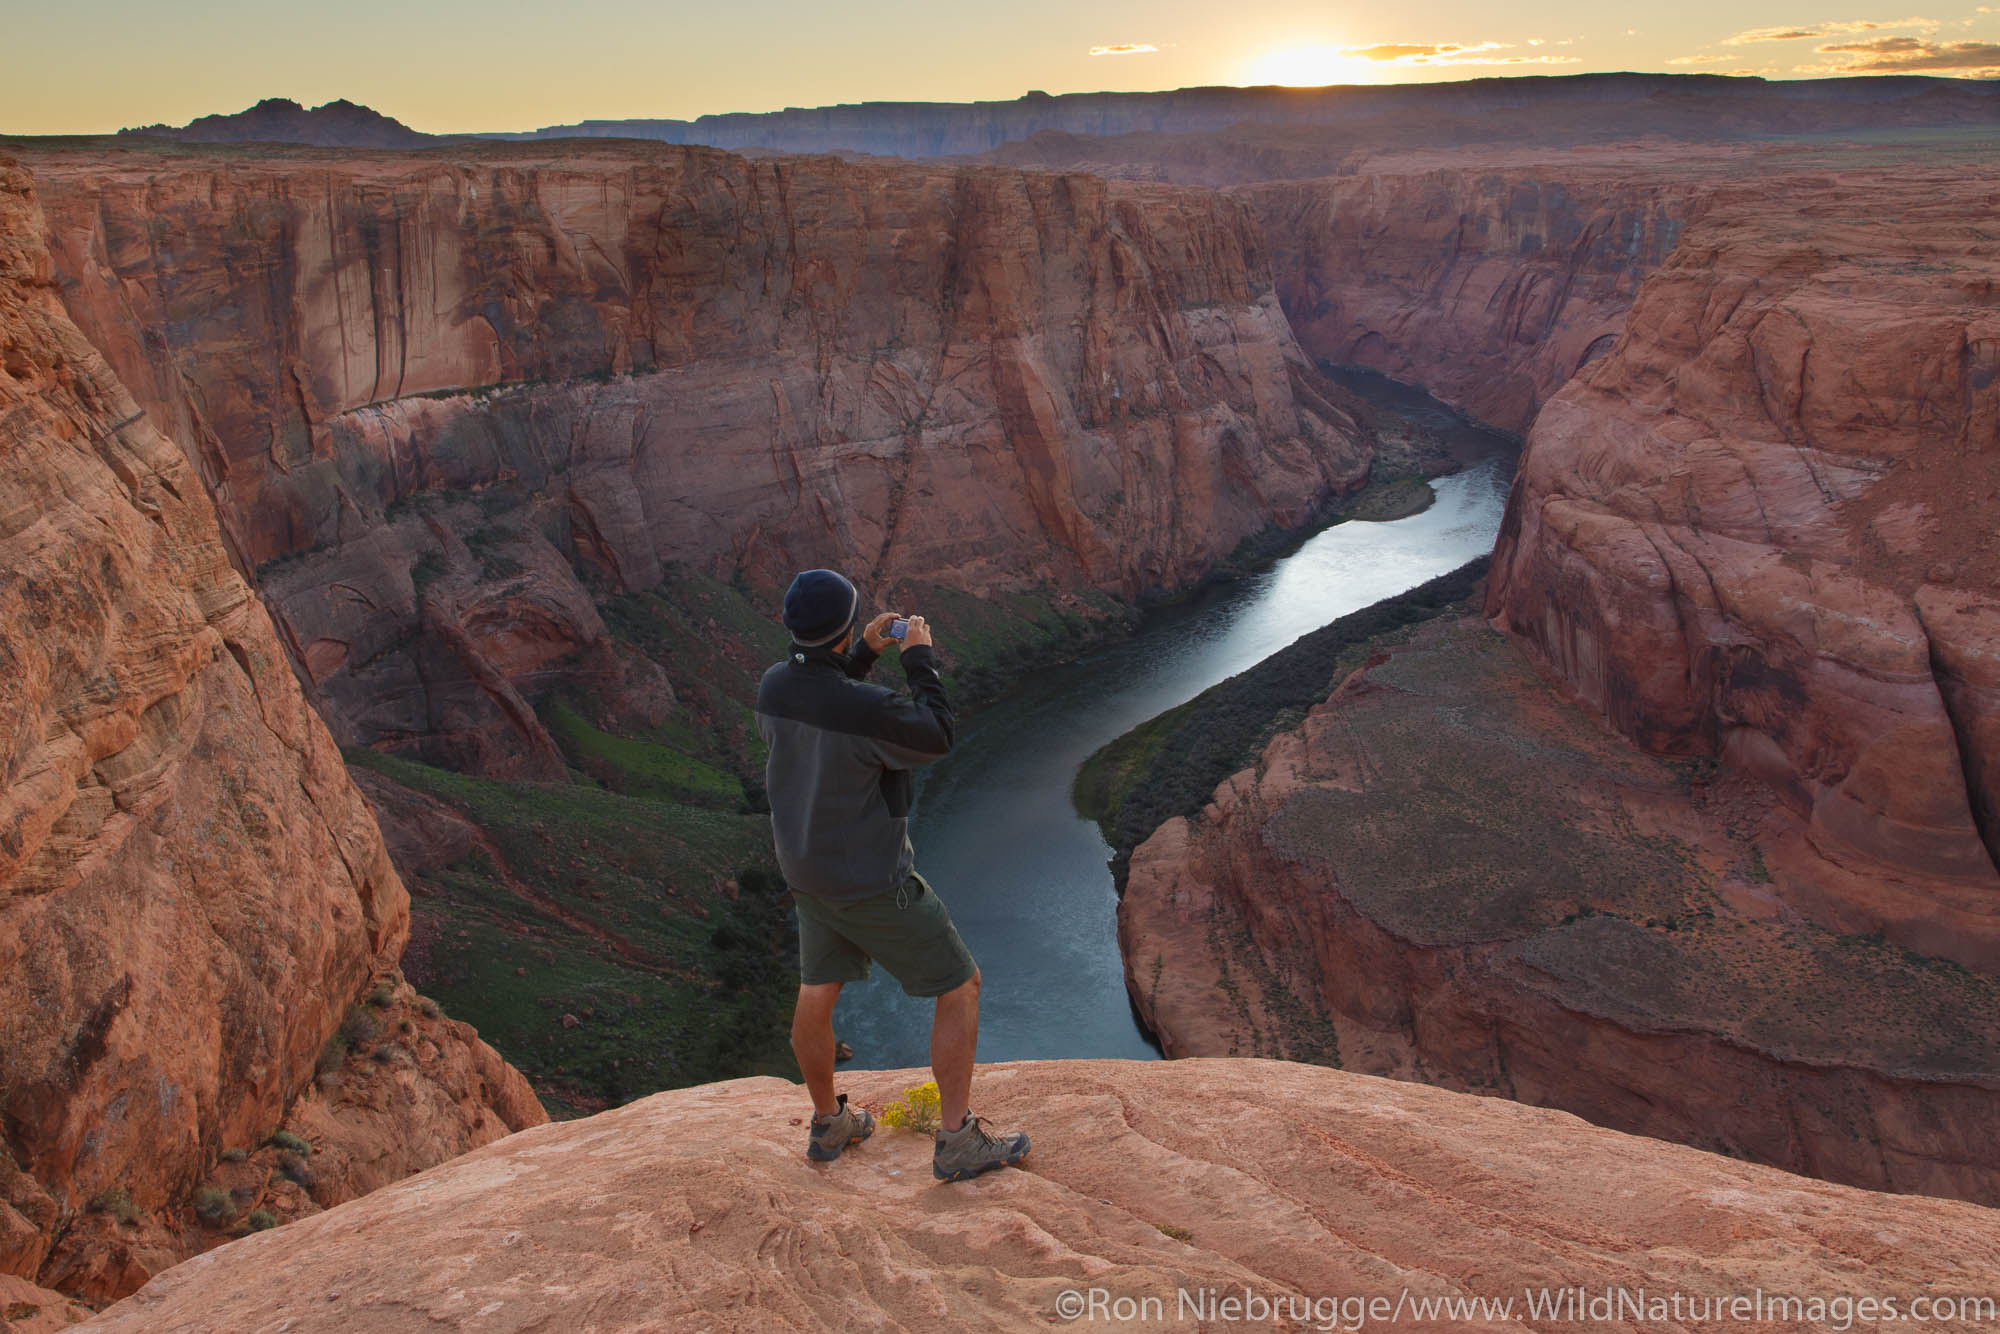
[544,700,744,808]
[345,747,796,1117]
[600,565,792,793]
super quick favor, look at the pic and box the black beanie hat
[782,569,859,647]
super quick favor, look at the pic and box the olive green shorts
[792,872,978,998]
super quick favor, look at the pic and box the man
[754,568,1030,1182]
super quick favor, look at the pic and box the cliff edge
[78,1059,2000,1333]
[0,153,544,1306]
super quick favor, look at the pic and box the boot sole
[932,1142,1030,1182]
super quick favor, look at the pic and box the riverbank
[1074,557,1488,881]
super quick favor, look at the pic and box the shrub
[220,1147,247,1163]
[366,982,396,1008]
[880,1080,941,1136]
[410,550,448,595]
[86,1188,142,1226]
[417,997,441,1020]
[247,1210,278,1232]
[340,1008,379,1046]
[316,1032,350,1075]
[192,1185,233,1224]
[277,1152,312,1187]
[1157,1222,1193,1242]
[398,1018,415,1035]
[267,1130,311,1156]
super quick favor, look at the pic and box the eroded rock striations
[1487,167,2000,961]
[80,1059,2000,1333]
[0,155,543,1305]
[24,142,1367,777]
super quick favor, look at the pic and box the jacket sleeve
[843,639,880,681]
[861,645,955,770]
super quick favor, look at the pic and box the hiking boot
[806,1094,874,1162]
[932,1111,1030,1182]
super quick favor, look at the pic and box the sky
[4,0,1999,136]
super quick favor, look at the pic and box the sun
[1246,44,1377,87]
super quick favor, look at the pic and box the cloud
[1822,34,1929,49]
[1339,40,1579,67]
[1346,41,1501,60]
[1724,15,1937,43]
[1666,53,1732,63]
[1802,33,2000,67]
[1088,42,1157,56]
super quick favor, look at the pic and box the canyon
[24,141,1367,777]
[8,138,1382,1126]
[5,71,2000,1318]
[1113,153,2000,1205]
[0,127,1382,1312]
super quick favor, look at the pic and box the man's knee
[941,968,981,1003]
[794,981,842,1023]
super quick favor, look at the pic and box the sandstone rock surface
[81,1058,2000,1333]
[0,1274,94,1333]
[0,155,543,1302]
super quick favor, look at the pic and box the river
[833,381,1515,1070]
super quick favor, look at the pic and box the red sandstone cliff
[1244,163,1702,434]
[0,155,544,1306]
[1487,166,2000,959]
[22,142,1368,776]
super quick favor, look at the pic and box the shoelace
[947,1114,1001,1148]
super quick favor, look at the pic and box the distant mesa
[100,73,2000,158]
[118,97,433,148]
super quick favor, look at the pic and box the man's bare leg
[930,969,981,1131]
[792,982,844,1118]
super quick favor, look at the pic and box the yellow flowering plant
[880,1080,942,1135]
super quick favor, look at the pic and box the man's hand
[861,612,901,653]
[901,615,933,650]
